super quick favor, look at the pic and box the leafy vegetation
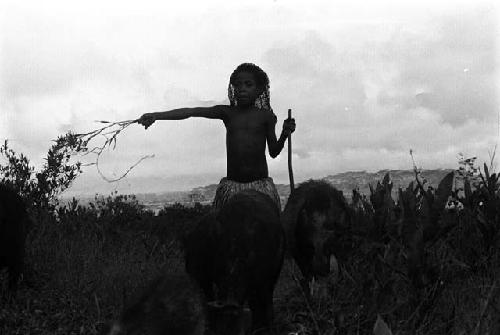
[1,141,499,334]
[0,134,84,211]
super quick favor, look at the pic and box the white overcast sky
[1,0,499,194]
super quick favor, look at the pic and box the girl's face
[231,71,262,107]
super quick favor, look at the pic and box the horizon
[60,166,458,198]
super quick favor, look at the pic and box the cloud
[262,7,497,175]
[265,5,497,127]
[378,6,498,126]
[293,147,311,159]
[2,1,498,195]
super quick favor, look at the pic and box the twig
[75,119,154,182]
[409,150,424,191]
[95,152,155,183]
[410,149,431,204]
[488,144,497,172]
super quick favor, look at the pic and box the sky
[1,0,499,195]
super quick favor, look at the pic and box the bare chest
[224,112,267,134]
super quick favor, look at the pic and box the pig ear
[373,315,393,335]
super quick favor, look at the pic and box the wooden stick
[288,109,295,192]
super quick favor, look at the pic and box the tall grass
[1,166,500,334]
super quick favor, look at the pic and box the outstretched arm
[138,105,227,129]
[267,114,296,158]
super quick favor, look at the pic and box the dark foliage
[0,183,31,290]
[2,140,500,334]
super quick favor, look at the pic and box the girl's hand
[282,118,296,136]
[138,113,156,129]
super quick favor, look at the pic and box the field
[1,165,500,335]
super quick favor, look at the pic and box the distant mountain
[183,168,455,204]
[322,169,454,199]
[62,169,455,212]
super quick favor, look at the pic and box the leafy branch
[74,119,154,182]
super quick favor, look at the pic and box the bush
[1,134,84,212]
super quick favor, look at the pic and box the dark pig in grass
[185,190,285,334]
[100,272,206,335]
[0,183,30,291]
[282,180,351,297]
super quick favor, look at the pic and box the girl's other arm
[138,105,227,129]
[267,113,296,158]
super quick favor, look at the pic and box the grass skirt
[212,177,281,212]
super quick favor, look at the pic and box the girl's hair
[228,63,272,111]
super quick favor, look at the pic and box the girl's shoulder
[260,108,277,123]
[212,104,232,119]
[224,106,276,122]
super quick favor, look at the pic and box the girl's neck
[236,103,256,111]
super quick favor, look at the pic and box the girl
[138,63,295,211]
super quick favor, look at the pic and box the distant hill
[322,169,454,200]
[63,169,455,212]
[183,168,455,205]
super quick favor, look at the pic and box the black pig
[185,190,285,334]
[0,183,30,290]
[100,272,206,335]
[282,180,351,293]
